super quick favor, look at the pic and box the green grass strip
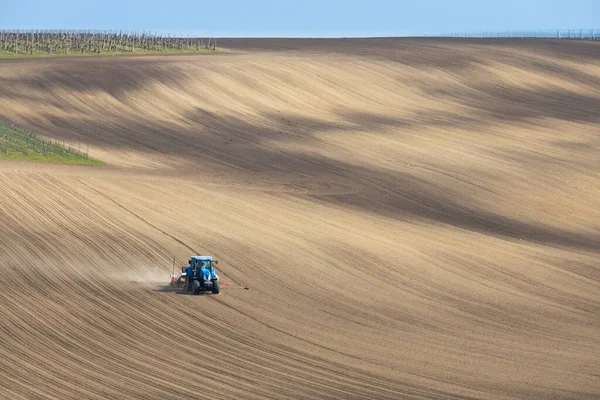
[0,121,108,166]
[0,48,217,59]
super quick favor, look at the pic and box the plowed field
[0,38,599,399]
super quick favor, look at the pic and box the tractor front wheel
[212,280,220,294]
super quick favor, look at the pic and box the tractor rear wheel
[192,280,201,295]
[212,280,220,294]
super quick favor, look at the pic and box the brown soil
[0,38,599,399]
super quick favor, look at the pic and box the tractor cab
[189,255,218,278]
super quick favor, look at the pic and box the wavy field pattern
[0,39,599,399]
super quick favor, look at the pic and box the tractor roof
[191,255,213,261]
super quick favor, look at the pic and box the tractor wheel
[192,280,201,295]
[212,280,220,294]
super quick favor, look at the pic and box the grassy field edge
[0,151,109,166]
[0,48,218,60]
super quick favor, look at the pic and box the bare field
[0,38,599,399]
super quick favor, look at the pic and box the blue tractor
[174,256,220,294]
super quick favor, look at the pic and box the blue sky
[3,0,599,37]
